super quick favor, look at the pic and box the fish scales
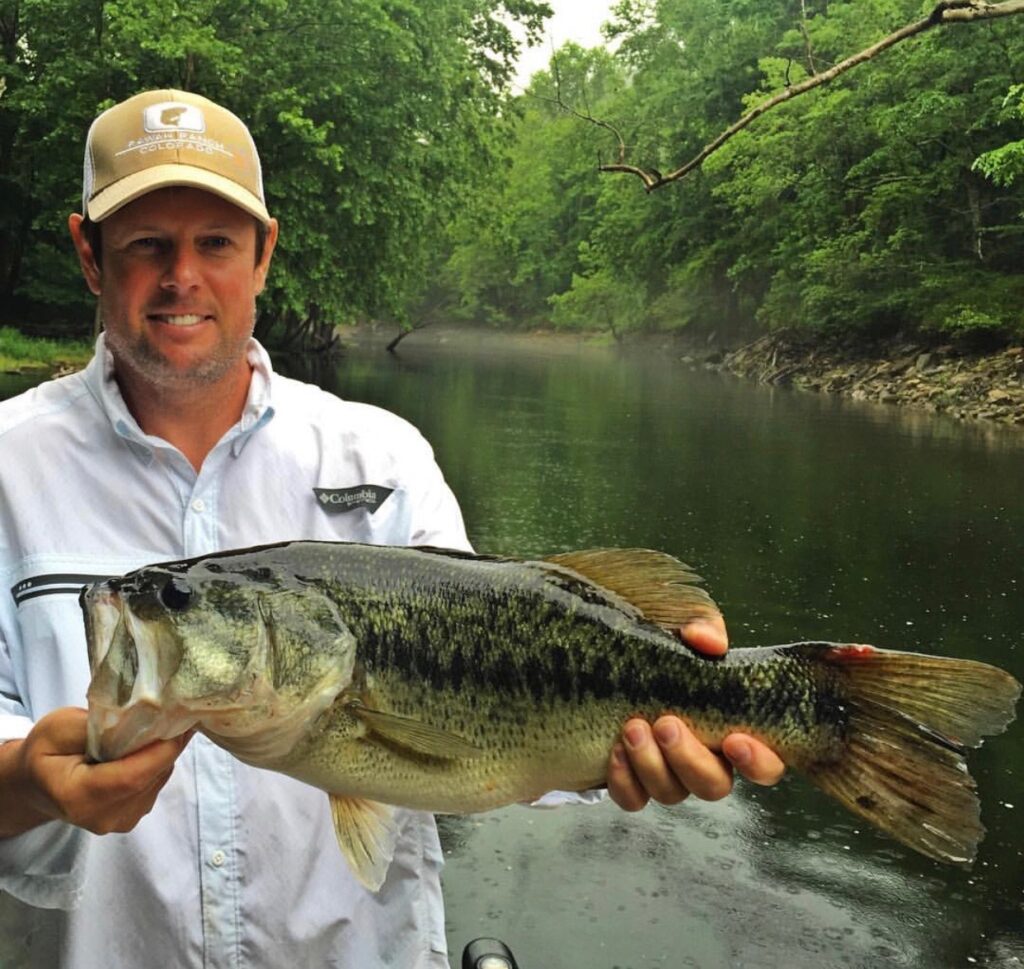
[295,543,842,742]
[82,539,1019,890]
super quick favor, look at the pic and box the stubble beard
[102,305,257,392]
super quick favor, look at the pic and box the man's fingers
[29,707,89,755]
[80,736,189,798]
[677,617,728,657]
[722,733,786,786]
[621,719,692,805]
[651,717,734,801]
[606,743,649,812]
[10,708,191,836]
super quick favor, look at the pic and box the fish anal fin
[544,548,721,631]
[329,794,399,893]
[348,702,483,759]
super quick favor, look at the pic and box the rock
[710,331,1024,428]
[890,355,919,374]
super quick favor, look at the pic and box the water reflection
[0,373,44,401]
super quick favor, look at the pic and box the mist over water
[301,329,1024,969]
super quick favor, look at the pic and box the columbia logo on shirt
[313,486,394,515]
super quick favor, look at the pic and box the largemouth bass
[82,541,1019,890]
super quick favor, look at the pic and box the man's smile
[147,313,213,327]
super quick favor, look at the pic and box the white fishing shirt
[0,335,472,968]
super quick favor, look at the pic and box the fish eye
[160,576,194,612]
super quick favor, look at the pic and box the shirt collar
[84,332,277,463]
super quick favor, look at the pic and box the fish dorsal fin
[543,548,721,631]
[329,794,398,892]
[347,702,483,759]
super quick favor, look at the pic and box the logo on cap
[143,102,206,134]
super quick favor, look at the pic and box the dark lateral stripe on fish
[357,589,847,734]
[355,594,637,704]
[12,574,114,606]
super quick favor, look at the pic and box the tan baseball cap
[82,89,271,224]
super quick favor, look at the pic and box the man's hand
[607,617,786,812]
[0,707,190,838]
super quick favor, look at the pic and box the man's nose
[160,244,201,290]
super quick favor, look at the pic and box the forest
[2,0,1023,348]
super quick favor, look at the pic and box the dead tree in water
[386,320,432,354]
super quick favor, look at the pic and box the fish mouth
[83,586,199,762]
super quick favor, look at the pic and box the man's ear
[254,218,279,296]
[68,213,102,296]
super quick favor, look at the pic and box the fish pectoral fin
[543,548,721,631]
[347,702,482,759]
[328,794,399,893]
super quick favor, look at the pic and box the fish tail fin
[800,643,1019,863]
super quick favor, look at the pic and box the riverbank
[698,332,1024,427]
[345,322,1024,428]
[7,320,1024,429]
[0,327,92,375]
[379,324,1024,429]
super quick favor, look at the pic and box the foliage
[438,0,1024,341]
[974,84,1024,187]
[0,0,550,346]
[6,0,1023,348]
[441,44,625,328]
[0,324,91,369]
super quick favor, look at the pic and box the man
[0,90,783,967]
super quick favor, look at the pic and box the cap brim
[87,164,271,224]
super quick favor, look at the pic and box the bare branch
[539,50,631,165]
[799,0,819,75]
[599,0,1024,191]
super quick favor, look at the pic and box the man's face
[71,187,278,394]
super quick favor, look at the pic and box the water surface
[4,332,1022,968]
[301,329,1024,969]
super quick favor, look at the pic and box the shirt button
[211,850,226,867]
[191,498,206,513]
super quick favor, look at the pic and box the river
[300,329,1024,969]
[4,329,1023,968]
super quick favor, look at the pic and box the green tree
[440,43,625,328]
[442,0,1024,342]
[0,0,551,347]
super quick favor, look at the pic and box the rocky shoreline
[689,333,1024,428]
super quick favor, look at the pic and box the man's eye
[129,237,161,251]
[202,236,232,250]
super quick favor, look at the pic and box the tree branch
[598,0,1024,191]
[799,0,819,76]
[543,51,630,164]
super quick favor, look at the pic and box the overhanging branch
[597,0,1024,191]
